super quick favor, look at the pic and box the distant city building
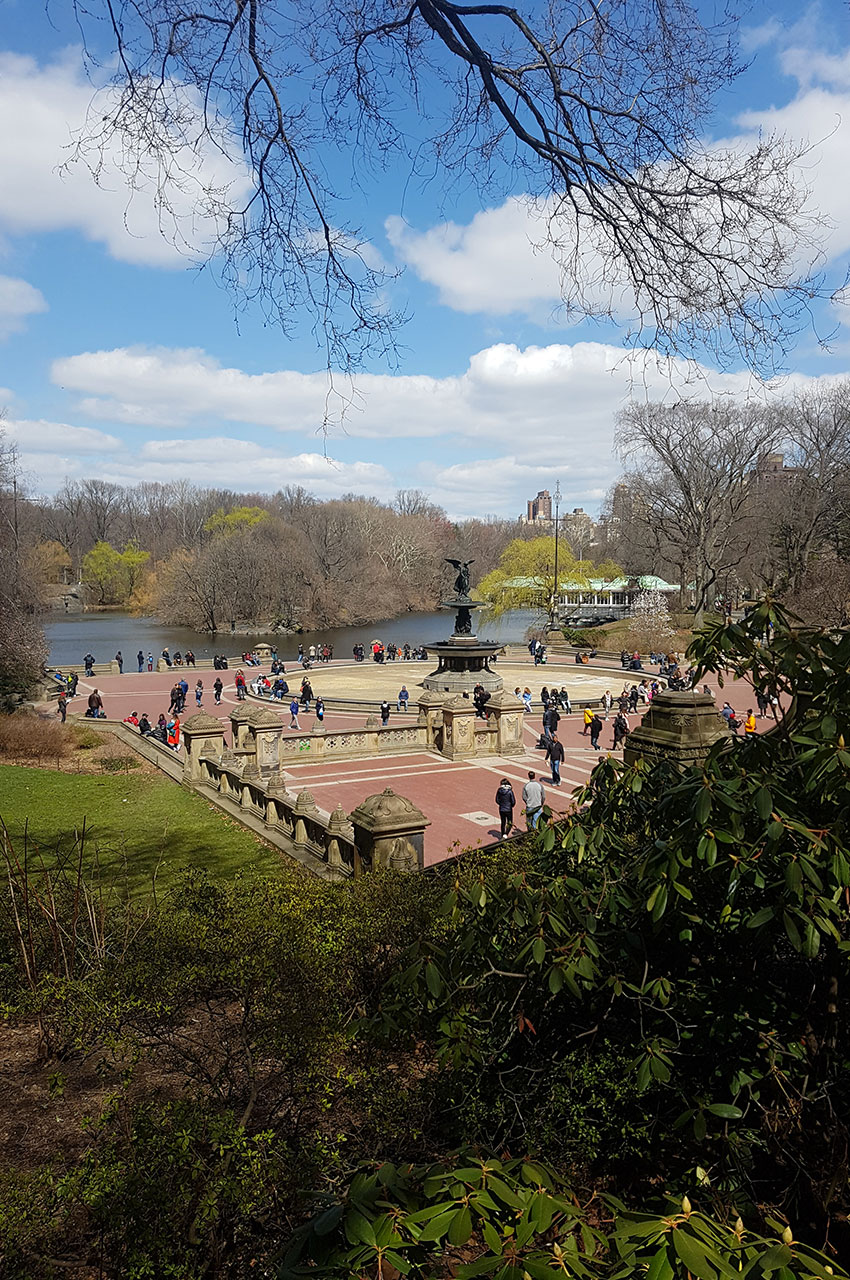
[524,489,553,523]
[751,452,801,491]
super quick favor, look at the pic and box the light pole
[551,480,561,631]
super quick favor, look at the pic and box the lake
[45,609,541,667]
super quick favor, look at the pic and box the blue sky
[1,0,849,520]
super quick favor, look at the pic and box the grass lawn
[0,765,289,897]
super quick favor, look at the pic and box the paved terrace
[39,655,755,864]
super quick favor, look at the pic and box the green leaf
[532,937,546,965]
[755,786,773,821]
[646,1245,674,1280]
[425,962,443,998]
[448,1206,474,1246]
[417,1210,458,1241]
[313,1204,344,1237]
[548,965,564,995]
[695,791,712,824]
[759,1244,794,1272]
[651,883,668,922]
[482,1220,503,1255]
[673,1229,717,1280]
[344,1210,376,1248]
[705,1103,743,1120]
[746,907,774,929]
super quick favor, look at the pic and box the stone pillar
[229,704,256,751]
[266,775,294,835]
[245,705,285,772]
[349,788,430,874]
[181,713,227,782]
[293,789,320,847]
[623,689,731,769]
[416,690,445,744]
[485,688,526,756]
[327,805,354,874]
[440,695,476,759]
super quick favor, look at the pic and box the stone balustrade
[182,712,430,878]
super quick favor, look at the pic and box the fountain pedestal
[421,598,504,696]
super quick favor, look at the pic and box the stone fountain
[422,559,504,695]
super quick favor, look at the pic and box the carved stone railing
[182,713,430,878]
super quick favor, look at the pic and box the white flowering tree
[626,588,676,654]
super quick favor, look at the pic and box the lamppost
[551,480,561,631]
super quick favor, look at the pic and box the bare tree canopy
[615,399,781,622]
[69,0,825,371]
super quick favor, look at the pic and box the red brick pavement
[39,657,757,865]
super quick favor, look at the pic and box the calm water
[45,609,540,667]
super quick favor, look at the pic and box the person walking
[380,699,391,726]
[168,683,180,714]
[114,651,123,673]
[56,691,67,723]
[495,778,516,838]
[744,708,757,735]
[289,697,300,729]
[522,771,546,830]
[397,685,410,713]
[137,649,145,673]
[542,702,560,738]
[167,714,181,751]
[545,733,565,786]
[613,710,630,749]
[235,670,247,701]
[300,678,313,710]
[195,679,204,707]
[178,677,189,712]
[583,705,594,736]
[601,690,613,720]
[315,696,325,722]
[147,653,154,671]
[756,689,769,718]
[589,711,603,750]
[213,676,223,705]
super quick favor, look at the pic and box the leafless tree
[766,382,850,591]
[69,0,826,373]
[616,399,781,624]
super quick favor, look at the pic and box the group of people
[528,638,549,666]
[159,648,197,667]
[297,642,334,664]
[123,710,181,750]
[721,702,758,735]
[353,641,427,663]
[494,771,547,836]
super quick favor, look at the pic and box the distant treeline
[13,480,555,632]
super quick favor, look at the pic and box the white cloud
[386,200,563,316]
[0,51,250,267]
[42,336,849,519]
[4,417,120,454]
[0,275,47,339]
[385,62,850,322]
[94,440,393,499]
[52,339,781,447]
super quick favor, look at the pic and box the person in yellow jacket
[744,709,757,735]
[583,705,594,736]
